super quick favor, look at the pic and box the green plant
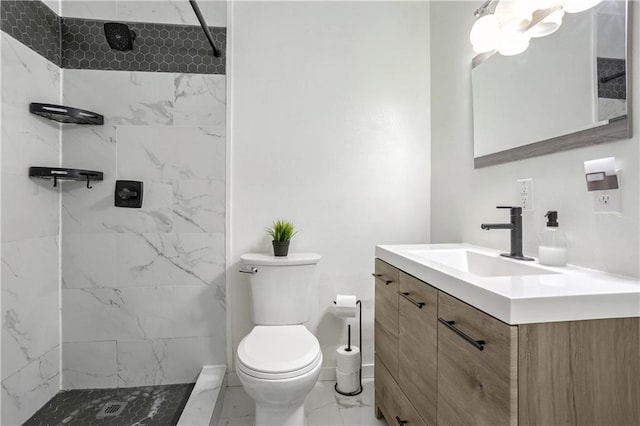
[266,219,297,242]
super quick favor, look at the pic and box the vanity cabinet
[398,272,437,426]
[374,259,399,379]
[437,291,517,426]
[374,261,438,426]
[374,259,640,426]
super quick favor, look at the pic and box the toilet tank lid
[241,253,321,266]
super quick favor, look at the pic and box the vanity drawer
[375,355,426,426]
[374,259,399,378]
[398,272,437,426]
[437,291,518,426]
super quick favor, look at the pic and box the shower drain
[96,401,128,418]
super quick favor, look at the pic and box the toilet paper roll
[336,345,360,373]
[336,370,360,394]
[334,295,357,318]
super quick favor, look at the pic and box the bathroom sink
[408,249,559,277]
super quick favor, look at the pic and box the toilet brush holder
[332,299,363,396]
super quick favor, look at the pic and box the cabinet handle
[395,416,408,425]
[438,318,486,351]
[372,273,393,285]
[398,291,425,309]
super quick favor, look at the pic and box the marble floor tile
[217,379,386,426]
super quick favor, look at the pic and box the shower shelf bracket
[29,167,104,189]
[29,103,104,125]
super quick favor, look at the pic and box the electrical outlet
[516,178,534,211]
[593,190,621,213]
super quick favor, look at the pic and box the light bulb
[498,30,531,56]
[470,14,500,53]
[561,0,602,13]
[528,8,565,38]
[495,0,533,31]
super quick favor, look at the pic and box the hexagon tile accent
[62,18,226,74]
[0,0,226,74]
[0,0,61,66]
[597,57,626,100]
[22,383,194,426]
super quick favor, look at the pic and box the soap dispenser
[538,211,567,266]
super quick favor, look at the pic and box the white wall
[431,1,639,278]
[230,1,430,379]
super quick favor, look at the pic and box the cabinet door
[374,259,399,379]
[375,355,427,426]
[398,272,438,426]
[437,292,518,426]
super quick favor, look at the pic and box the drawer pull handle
[398,291,425,309]
[372,273,393,285]
[395,416,408,425]
[438,318,486,351]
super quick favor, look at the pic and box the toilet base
[255,402,306,426]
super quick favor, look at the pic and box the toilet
[236,253,322,426]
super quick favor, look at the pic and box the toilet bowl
[236,325,322,425]
[237,253,322,426]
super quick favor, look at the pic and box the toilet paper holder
[332,298,363,396]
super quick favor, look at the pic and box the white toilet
[236,253,322,426]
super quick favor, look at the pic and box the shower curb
[178,365,226,426]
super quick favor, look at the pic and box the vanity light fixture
[470,0,603,56]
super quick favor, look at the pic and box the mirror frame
[473,1,633,169]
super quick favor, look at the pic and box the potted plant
[267,219,297,257]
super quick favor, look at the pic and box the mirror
[472,0,630,168]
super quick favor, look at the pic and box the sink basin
[408,249,559,277]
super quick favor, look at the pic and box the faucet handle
[497,206,522,214]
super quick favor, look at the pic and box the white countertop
[375,243,640,325]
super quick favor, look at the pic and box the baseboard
[225,364,374,388]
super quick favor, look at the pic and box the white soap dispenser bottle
[538,211,567,266]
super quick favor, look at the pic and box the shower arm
[189,0,222,57]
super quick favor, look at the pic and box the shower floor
[23,383,194,426]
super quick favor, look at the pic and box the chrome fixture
[470,0,604,57]
[481,206,533,261]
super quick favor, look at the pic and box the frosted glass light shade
[561,0,602,13]
[498,31,531,55]
[495,0,533,31]
[534,0,563,9]
[470,14,500,53]
[528,8,565,37]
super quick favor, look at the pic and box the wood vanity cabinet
[374,261,438,426]
[437,291,517,426]
[374,260,640,426]
[374,259,399,379]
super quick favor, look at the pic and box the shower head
[103,22,136,51]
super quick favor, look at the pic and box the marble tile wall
[1,32,62,425]
[60,68,227,389]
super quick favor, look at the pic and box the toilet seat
[237,325,322,380]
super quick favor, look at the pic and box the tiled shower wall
[1,6,62,425]
[60,69,227,388]
[2,1,227,422]
[58,0,227,389]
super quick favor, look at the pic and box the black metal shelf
[29,103,104,125]
[29,167,104,189]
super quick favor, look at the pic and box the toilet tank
[240,253,321,325]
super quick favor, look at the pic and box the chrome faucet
[481,206,533,261]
